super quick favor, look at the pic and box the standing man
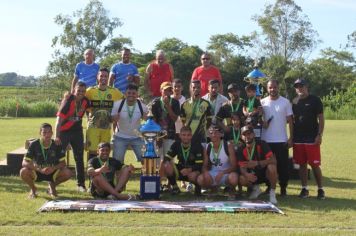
[55,82,90,192]
[171,79,186,140]
[145,50,174,98]
[202,79,228,123]
[86,68,124,160]
[111,83,148,164]
[292,79,325,199]
[109,48,140,93]
[191,52,222,97]
[20,123,72,198]
[261,79,293,196]
[216,83,245,133]
[71,48,100,93]
[181,80,212,144]
[151,82,180,159]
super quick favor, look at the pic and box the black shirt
[164,140,203,171]
[216,99,245,126]
[293,95,323,143]
[151,97,180,139]
[88,157,123,183]
[25,139,65,168]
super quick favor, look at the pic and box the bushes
[0,98,58,117]
[322,82,356,120]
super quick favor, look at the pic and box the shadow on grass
[323,176,356,189]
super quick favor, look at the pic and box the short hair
[122,48,131,53]
[98,142,111,149]
[173,78,182,85]
[231,112,241,119]
[127,83,138,91]
[84,48,94,55]
[191,80,201,85]
[245,84,256,92]
[40,123,52,131]
[99,67,109,74]
[201,52,211,58]
[76,81,87,88]
[180,126,192,133]
[267,79,279,86]
[156,49,165,58]
[209,79,220,86]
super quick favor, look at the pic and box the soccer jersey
[86,86,123,129]
[181,98,212,143]
[24,139,66,168]
[57,95,90,132]
[216,99,245,126]
[293,95,323,143]
[164,140,203,171]
[191,66,222,96]
[236,140,273,168]
[206,141,231,171]
[74,62,100,88]
[88,157,123,183]
[151,97,180,139]
[110,62,139,93]
[244,96,261,112]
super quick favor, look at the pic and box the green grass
[0,119,355,235]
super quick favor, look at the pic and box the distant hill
[0,72,38,87]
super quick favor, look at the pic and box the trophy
[244,60,267,97]
[139,116,165,199]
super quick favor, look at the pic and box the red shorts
[293,143,321,167]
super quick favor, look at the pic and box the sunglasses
[201,58,210,60]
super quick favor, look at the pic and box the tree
[253,0,320,98]
[47,0,122,91]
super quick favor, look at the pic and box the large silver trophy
[138,116,165,199]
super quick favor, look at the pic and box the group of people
[20,49,325,204]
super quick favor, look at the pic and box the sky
[0,0,355,77]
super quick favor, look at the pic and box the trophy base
[140,175,160,200]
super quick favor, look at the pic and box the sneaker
[249,185,262,200]
[317,189,325,200]
[269,191,278,204]
[186,183,193,192]
[299,188,309,198]
[107,194,117,200]
[77,185,87,193]
[280,187,287,197]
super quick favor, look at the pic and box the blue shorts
[208,169,229,186]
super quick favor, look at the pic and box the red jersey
[191,65,222,96]
[236,140,273,168]
[148,62,173,97]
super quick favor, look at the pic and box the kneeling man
[88,142,136,200]
[20,123,72,198]
[162,126,203,195]
[237,126,278,204]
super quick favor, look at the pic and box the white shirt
[261,96,293,142]
[111,99,148,138]
[202,93,229,122]
[171,95,186,134]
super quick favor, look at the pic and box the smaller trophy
[139,116,165,199]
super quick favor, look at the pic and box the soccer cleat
[186,183,194,192]
[269,191,278,205]
[171,185,181,195]
[249,185,262,200]
[280,187,287,197]
[317,189,325,200]
[299,188,309,198]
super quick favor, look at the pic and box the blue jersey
[110,62,139,93]
[74,62,100,87]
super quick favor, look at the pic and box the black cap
[293,78,307,88]
[227,83,239,91]
[241,125,254,135]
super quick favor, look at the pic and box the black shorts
[34,170,59,182]
[90,180,114,198]
[173,163,198,182]
[249,167,268,184]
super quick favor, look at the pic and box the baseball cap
[227,83,239,91]
[241,125,254,135]
[160,81,173,90]
[293,78,307,88]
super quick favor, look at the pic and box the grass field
[0,118,355,235]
